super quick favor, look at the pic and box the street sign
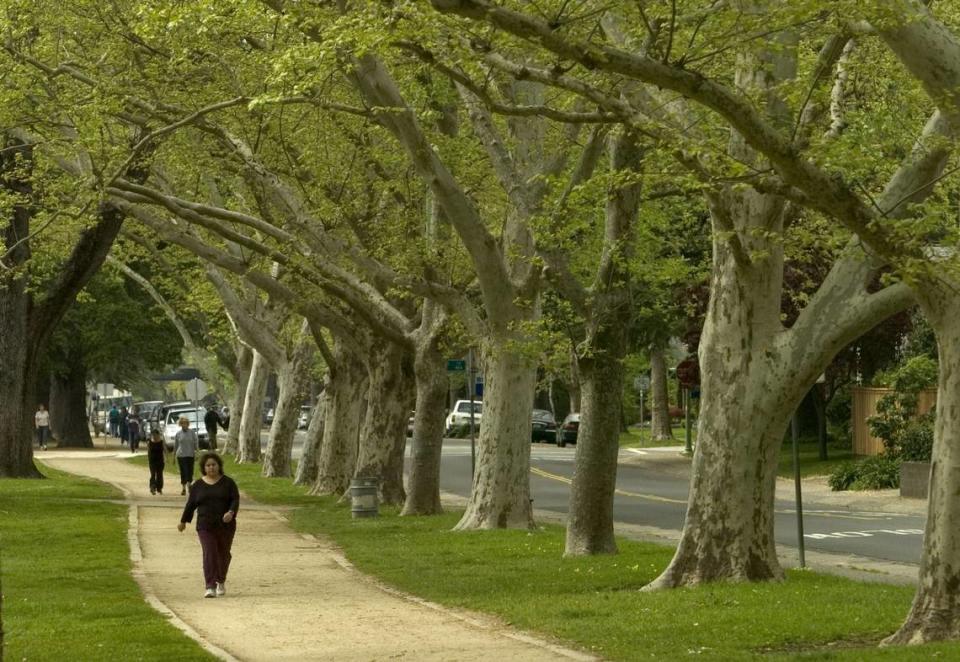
[447,359,466,372]
[633,375,651,392]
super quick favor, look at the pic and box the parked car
[445,400,482,434]
[264,408,275,426]
[133,400,163,427]
[162,407,209,451]
[531,409,557,442]
[298,405,312,429]
[406,411,415,437]
[154,401,193,432]
[557,412,580,447]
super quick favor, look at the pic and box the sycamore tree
[433,0,960,645]
[427,0,957,590]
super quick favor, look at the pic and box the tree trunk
[568,348,582,413]
[49,360,92,448]
[454,346,537,530]
[650,345,673,440]
[565,352,625,555]
[263,335,314,478]
[294,386,327,486]
[237,350,268,464]
[886,289,960,645]
[354,339,413,506]
[223,345,252,455]
[564,130,640,556]
[0,303,41,477]
[812,384,828,461]
[313,341,367,496]
[402,336,448,516]
[647,192,790,587]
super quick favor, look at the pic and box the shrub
[828,461,861,491]
[850,454,901,490]
[900,413,935,462]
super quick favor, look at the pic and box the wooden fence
[851,386,937,456]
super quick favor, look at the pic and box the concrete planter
[900,461,931,499]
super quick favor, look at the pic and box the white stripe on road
[805,528,924,540]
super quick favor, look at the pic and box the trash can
[350,477,379,518]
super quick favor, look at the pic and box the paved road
[437,440,926,566]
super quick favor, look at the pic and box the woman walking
[178,452,240,598]
[147,428,166,495]
[174,416,199,495]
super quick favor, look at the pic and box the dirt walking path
[42,450,594,662]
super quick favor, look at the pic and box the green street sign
[446,359,466,372]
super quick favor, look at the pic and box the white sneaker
[215,583,225,596]
[204,588,216,598]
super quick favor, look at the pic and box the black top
[204,409,221,432]
[147,439,165,463]
[180,475,240,531]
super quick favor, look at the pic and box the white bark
[355,338,414,506]
[295,384,327,486]
[313,339,367,496]
[238,350,268,464]
[223,345,252,455]
[455,347,538,530]
[263,323,315,478]
[886,286,960,644]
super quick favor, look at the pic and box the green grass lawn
[2,465,213,661]
[618,426,691,448]
[181,456,960,661]
[777,440,857,479]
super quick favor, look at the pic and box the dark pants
[197,525,235,588]
[129,431,140,452]
[36,426,49,448]
[206,428,218,450]
[177,456,195,486]
[149,460,164,493]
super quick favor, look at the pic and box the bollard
[350,477,379,518]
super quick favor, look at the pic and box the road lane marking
[529,466,688,505]
[805,528,924,540]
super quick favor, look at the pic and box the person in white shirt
[35,404,50,450]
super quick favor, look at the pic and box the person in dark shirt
[178,452,240,598]
[147,428,167,495]
[203,408,222,450]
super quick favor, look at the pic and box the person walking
[127,415,141,452]
[147,428,166,495]
[108,405,120,438]
[174,416,199,496]
[118,407,129,446]
[35,403,50,450]
[203,407,222,450]
[177,452,239,598]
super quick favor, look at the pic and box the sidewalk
[40,449,595,662]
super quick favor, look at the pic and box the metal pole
[468,348,476,478]
[684,388,692,454]
[791,413,806,568]
[639,390,644,436]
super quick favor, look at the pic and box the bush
[829,454,902,491]
[850,454,901,490]
[828,461,861,491]
[900,413,935,462]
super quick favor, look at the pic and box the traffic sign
[447,359,466,372]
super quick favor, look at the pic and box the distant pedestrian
[204,408,222,450]
[178,452,239,598]
[119,407,129,446]
[221,407,230,431]
[147,428,166,495]
[108,405,120,437]
[127,415,141,452]
[35,403,50,450]
[174,416,199,496]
